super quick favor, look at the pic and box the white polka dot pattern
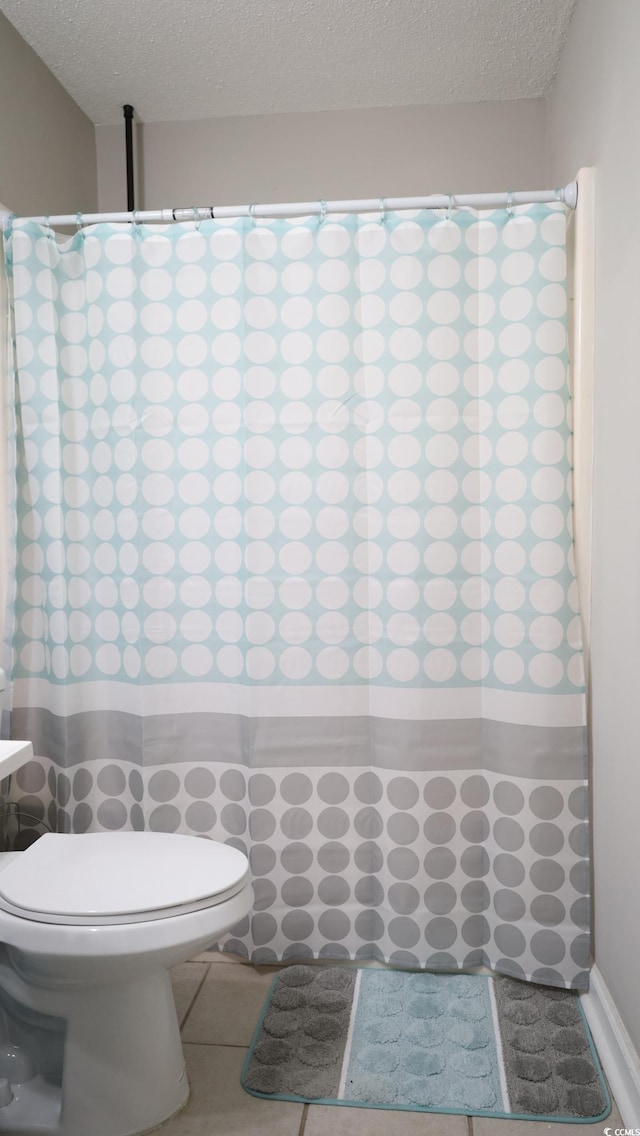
[6,206,582,692]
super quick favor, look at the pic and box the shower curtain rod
[0,181,577,228]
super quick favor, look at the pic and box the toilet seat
[0,831,250,926]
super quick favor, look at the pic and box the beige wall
[96,99,547,211]
[0,11,96,216]
[548,0,640,1054]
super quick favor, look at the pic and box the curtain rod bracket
[563,181,578,210]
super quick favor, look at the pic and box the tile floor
[160,952,622,1136]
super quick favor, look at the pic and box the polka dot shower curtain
[2,203,590,988]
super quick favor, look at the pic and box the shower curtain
[2,203,590,988]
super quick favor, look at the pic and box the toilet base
[0,966,189,1136]
[59,967,189,1136]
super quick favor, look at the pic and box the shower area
[0,181,591,989]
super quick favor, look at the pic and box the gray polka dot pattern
[243,966,356,1099]
[11,756,590,989]
[493,977,608,1118]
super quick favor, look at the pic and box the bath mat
[241,967,610,1122]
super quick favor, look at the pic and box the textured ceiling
[0,0,576,125]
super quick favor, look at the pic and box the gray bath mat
[241,967,610,1122]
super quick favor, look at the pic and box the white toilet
[0,828,252,1136]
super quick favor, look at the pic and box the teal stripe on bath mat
[241,966,611,1124]
[342,970,504,1112]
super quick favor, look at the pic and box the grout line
[298,1102,309,1136]
[179,962,212,1032]
[467,1116,474,1136]
[182,1040,250,1049]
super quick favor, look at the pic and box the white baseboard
[581,964,640,1126]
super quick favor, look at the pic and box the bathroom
[0,0,638,1133]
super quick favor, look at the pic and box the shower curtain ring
[319,199,328,224]
[507,191,514,219]
[446,194,454,222]
[192,206,201,231]
[248,204,258,227]
[379,197,387,226]
[75,211,85,238]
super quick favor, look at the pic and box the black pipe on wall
[123,104,135,212]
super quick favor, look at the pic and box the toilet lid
[0,832,249,922]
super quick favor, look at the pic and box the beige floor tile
[191,948,248,964]
[305,1104,468,1136]
[181,961,275,1046]
[155,1044,303,1136]
[306,1092,620,1136]
[170,963,210,1026]
[473,1093,622,1134]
